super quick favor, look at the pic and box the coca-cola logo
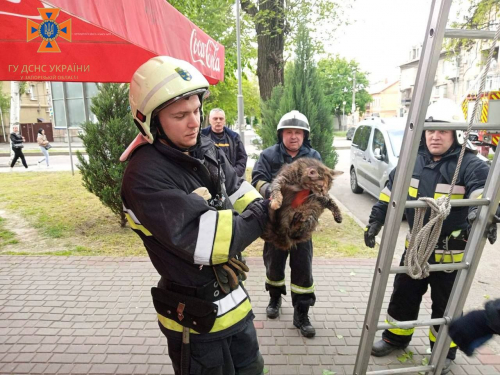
[190,29,220,73]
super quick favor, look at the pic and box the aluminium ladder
[353,0,500,374]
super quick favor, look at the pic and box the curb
[0,152,86,157]
[331,193,382,246]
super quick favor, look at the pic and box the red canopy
[0,0,225,84]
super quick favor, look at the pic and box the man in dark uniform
[251,110,321,338]
[202,108,248,177]
[121,56,269,375]
[364,100,496,374]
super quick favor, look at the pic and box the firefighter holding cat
[251,110,321,338]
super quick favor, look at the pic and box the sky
[324,0,461,87]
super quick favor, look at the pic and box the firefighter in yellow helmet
[365,99,496,374]
[121,56,269,375]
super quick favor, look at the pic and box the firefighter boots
[293,306,316,338]
[266,296,281,319]
[371,339,408,357]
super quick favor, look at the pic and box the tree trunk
[336,113,342,130]
[242,0,285,101]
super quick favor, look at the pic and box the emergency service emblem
[175,67,192,81]
[27,8,72,53]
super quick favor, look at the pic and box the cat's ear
[329,169,344,179]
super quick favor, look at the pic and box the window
[29,84,36,100]
[353,125,371,151]
[372,129,387,161]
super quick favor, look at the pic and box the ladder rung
[444,28,496,40]
[390,263,468,274]
[377,317,449,331]
[366,366,434,375]
[405,198,489,208]
[424,122,500,130]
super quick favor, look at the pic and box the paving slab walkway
[1,256,499,375]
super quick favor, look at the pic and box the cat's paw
[270,192,283,210]
[334,212,342,223]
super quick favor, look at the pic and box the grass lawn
[0,217,19,247]
[0,171,377,258]
[333,131,347,138]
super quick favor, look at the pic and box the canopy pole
[235,0,245,146]
[61,83,75,176]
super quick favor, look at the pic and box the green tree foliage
[317,56,372,128]
[168,0,260,125]
[260,24,338,168]
[76,84,136,227]
[446,0,500,54]
[241,0,353,100]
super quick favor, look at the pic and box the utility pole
[235,0,245,146]
[351,72,356,127]
[342,101,346,130]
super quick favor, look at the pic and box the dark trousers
[263,239,316,308]
[164,317,264,375]
[11,148,28,168]
[383,252,459,360]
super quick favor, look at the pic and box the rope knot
[405,196,451,279]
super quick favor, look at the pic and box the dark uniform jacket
[369,145,489,261]
[121,135,264,338]
[201,126,248,177]
[251,142,321,196]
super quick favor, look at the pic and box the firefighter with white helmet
[251,110,321,338]
[121,56,269,375]
[365,98,497,374]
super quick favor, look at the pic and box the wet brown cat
[261,157,344,250]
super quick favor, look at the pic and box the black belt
[158,277,225,303]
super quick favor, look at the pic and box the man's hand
[449,309,495,356]
[364,222,383,248]
[468,206,500,245]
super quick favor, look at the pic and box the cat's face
[301,166,344,195]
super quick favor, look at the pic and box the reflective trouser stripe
[194,210,233,265]
[430,327,457,347]
[266,277,285,287]
[290,283,315,294]
[408,187,418,198]
[229,181,262,213]
[158,298,252,334]
[385,319,414,336]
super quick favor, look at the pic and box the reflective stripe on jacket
[369,145,490,238]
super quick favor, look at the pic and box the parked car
[350,117,405,198]
[350,118,489,198]
[346,126,356,140]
